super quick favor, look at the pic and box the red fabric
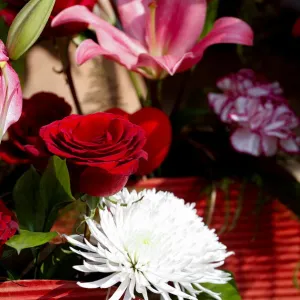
[37,113,147,196]
[132,177,300,300]
[106,107,172,175]
[0,93,71,165]
[0,280,113,299]
[0,0,97,36]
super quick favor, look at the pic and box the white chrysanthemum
[66,189,233,300]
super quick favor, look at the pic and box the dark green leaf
[201,0,219,38]
[11,55,26,86]
[39,244,81,280]
[0,0,7,10]
[40,156,74,232]
[0,17,9,43]
[6,230,57,255]
[84,194,100,211]
[197,278,241,300]
[13,166,43,231]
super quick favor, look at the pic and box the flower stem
[129,71,146,107]
[54,37,83,115]
[170,70,192,119]
[65,62,83,115]
[84,204,90,241]
[147,79,161,109]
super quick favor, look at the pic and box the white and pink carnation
[208,69,299,156]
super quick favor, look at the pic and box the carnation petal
[231,128,261,156]
[280,138,299,153]
[208,93,228,115]
[261,135,278,156]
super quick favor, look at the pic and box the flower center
[0,61,6,69]
[148,1,160,56]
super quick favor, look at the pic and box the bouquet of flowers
[0,1,299,299]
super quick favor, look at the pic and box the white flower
[66,189,233,300]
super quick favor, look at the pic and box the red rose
[37,113,147,196]
[106,107,172,175]
[0,0,97,36]
[0,200,18,248]
[0,93,71,165]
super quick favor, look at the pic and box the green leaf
[200,0,219,38]
[0,0,7,10]
[0,17,9,43]
[6,230,57,255]
[82,194,100,211]
[13,166,43,232]
[11,55,26,86]
[40,156,74,232]
[197,278,241,300]
[6,0,55,60]
[39,244,81,280]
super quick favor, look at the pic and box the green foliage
[13,156,74,233]
[0,18,9,43]
[0,0,6,10]
[14,166,42,232]
[6,0,55,60]
[40,156,74,232]
[39,246,81,280]
[81,194,101,219]
[0,16,26,84]
[6,230,57,255]
[11,55,26,86]
[197,277,241,300]
[201,0,219,38]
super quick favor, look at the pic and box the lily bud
[6,0,55,60]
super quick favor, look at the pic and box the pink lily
[52,0,253,79]
[0,40,22,141]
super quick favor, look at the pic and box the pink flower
[208,69,299,156]
[0,40,22,141]
[52,0,253,79]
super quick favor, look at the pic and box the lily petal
[154,0,207,56]
[0,63,22,140]
[176,17,253,73]
[117,0,151,45]
[76,39,106,65]
[230,128,261,156]
[135,53,182,77]
[52,5,146,68]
